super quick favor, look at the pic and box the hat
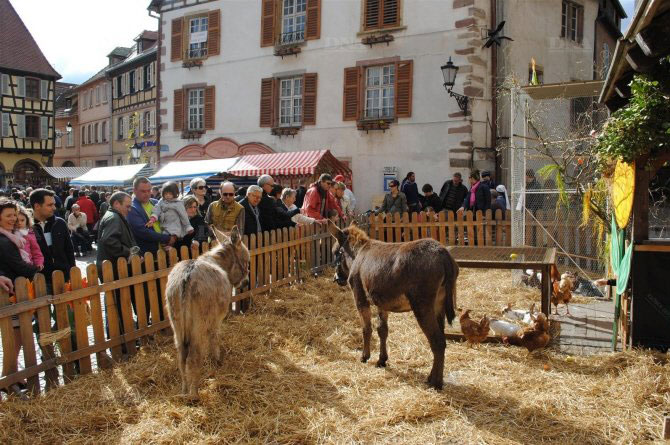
[334,175,345,182]
[496,185,506,194]
[481,170,491,177]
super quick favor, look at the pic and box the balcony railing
[278,30,305,46]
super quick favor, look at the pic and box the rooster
[551,269,576,315]
[460,309,490,347]
[503,313,551,354]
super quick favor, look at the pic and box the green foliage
[537,164,568,206]
[595,59,670,163]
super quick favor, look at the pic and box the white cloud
[10,0,158,84]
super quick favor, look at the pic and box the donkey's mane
[345,225,370,248]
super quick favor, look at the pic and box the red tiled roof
[0,0,60,78]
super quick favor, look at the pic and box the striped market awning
[41,166,92,180]
[228,150,351,177]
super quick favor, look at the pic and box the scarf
[469,181,480,208]
[496,185,510,210]
[0,227,31,264]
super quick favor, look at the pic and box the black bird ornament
[483,21,513,48]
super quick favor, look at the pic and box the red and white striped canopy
[228,150,351,177]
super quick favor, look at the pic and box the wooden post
[484,209,492,246]
[447,211,455,245]
[116,257,137,356]
[457,211,465,246]
[476,210,485,246]
[144,252,161,326]
[101,261,123,362]
[33,274,60,387]
[157,249,169,322]
[85,265,112,369]
[0,287,18,386]
[52,271,76,380]
[663,414,670,440]
[70,269,92,375]
[130,256,148,342]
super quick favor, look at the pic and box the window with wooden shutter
[17,77,25,97]
[395,60,412,118]
[207,10,221,56]
[364,0,400,31]
[174,89,184,131]
[17,115,25,138]
[260,77,276,127]
[40,80,48,100]
[342,67,361,121]
[302,73,317,125]
[1,74,9,95]
[261,0,276,47]
[305,0,321,40]
[204,85,215,130]
[171,17,184,61]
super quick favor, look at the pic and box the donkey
[328,221,459,390]
[166,226,250,399]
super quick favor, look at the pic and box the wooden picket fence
[0,210,509,398]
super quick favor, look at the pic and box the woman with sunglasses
[376,179,408,216]
[189,177,211,216]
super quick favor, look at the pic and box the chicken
[501,303,537,324]
[503,313,551,354]
[489,319,522,337]
[460,309,490,347]
[551,272,575,315]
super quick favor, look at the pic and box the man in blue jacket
[126,177,176,255]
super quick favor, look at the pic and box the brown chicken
[460,309,490,347]
[503,313,551,353]
[551,270,576,315]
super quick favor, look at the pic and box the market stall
[41,166,92,184]
[69,164,153,188]
[148,158,240,183]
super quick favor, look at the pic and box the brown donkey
[166,226,250,399]
[329,222,459,390]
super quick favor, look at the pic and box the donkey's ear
[230,225,241,246]
[212,226,231,245]
[327,219,343,240]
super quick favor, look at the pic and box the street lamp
[55,121,73,139]
[441,57,469,115]
[130,143,143,162]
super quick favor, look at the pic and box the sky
[11,0,637,85]
[11,0,158,84]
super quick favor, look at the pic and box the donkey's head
[328,221,368,287]
[211,226,250,289]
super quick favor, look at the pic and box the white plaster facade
[155,0,494,210]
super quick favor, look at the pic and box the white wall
[160,0,492,210]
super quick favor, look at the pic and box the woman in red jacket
[76,191,99,232]
[301,174,343,221]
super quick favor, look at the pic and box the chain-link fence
[508,84,609,289]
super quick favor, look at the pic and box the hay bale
[1,270,668,444]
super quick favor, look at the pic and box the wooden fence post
[116,257,137,356]
[85,265,112,369]
[130,256,149,344]
[143,252,161,326]
[33,273,60,387]
[70,268,92,375]
[0,287,18,388]
[52,271,75,380]
[101,261,123,362]
[457,210,465,246]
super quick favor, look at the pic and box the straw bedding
[1,269,668,444]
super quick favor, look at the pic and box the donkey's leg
[177,340,188,394]
[358,305,373,363]
[185,345,202,399]
[376,310,389,368]
[410,298,446,390]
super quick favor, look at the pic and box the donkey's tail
[443,251,459,325]
[175,260,198,358]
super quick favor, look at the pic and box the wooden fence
[0,210,509,398]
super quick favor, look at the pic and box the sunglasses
[221,192,234,197]
[324,181,332,186]
[195,186,207,190]
[390,184,398,188]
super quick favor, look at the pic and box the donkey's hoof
[360,355,370,363]
[375,360,387,368]
[427,380,443,391]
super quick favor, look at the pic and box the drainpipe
[150,8,161,169]
[491,0,500,183]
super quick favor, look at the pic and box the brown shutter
[305,0,321,40]
[174,89,184,131]
[395,60,413,118]
[261,0,276,47]
[382,0,399,27]
[576,5,584,43]
[171,18,184,61]
[204,86,216,130]
[364,0,381,30]
[303,73,318,125]
[260,77,275,127]
[208,10,221,56]
[343,67,361,121]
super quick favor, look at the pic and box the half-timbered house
[107,31,159,166]
[0,0,61,186]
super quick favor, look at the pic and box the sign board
[160,144,170,152]
[383,166,398,192]
[190,31,208,44]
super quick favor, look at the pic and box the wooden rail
[0,210,510,398]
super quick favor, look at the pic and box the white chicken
[489,319,522,337]
[501,303,537,325]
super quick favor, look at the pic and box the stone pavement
[550,300,615,355]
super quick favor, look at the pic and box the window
[143,111,151,135]
[89,90,93,108]
[40,80,48,100]
[25,78,39,99]
[280,0,306,44]
[101,121,107,142]
[144,64,152,90]
[562,1,583,42]
[16,77,25,97]
[364,0,401,31]
[25,115,39,138]
[1,113,9,137]
[364,65,395,119]
[95,160,108,167]
[55,135,62,148]
[1,74,9,95]
[103,82,108,102]
[528,65,544,85]
[117,158,123,166]
[188,16,209,59]
[94,123,99,143]
[41,116,48,139]
[188,88,205,130]
[601,43,611,79]
[117,117,124,140]
[66,129,74,147]
[88,125,92,144]
[279,76,303,126]
[82,126,86,145]
[129,70,135,94]
[96,86,101,105]
[116,76,122,98]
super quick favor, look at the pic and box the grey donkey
[166,226,250,399]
